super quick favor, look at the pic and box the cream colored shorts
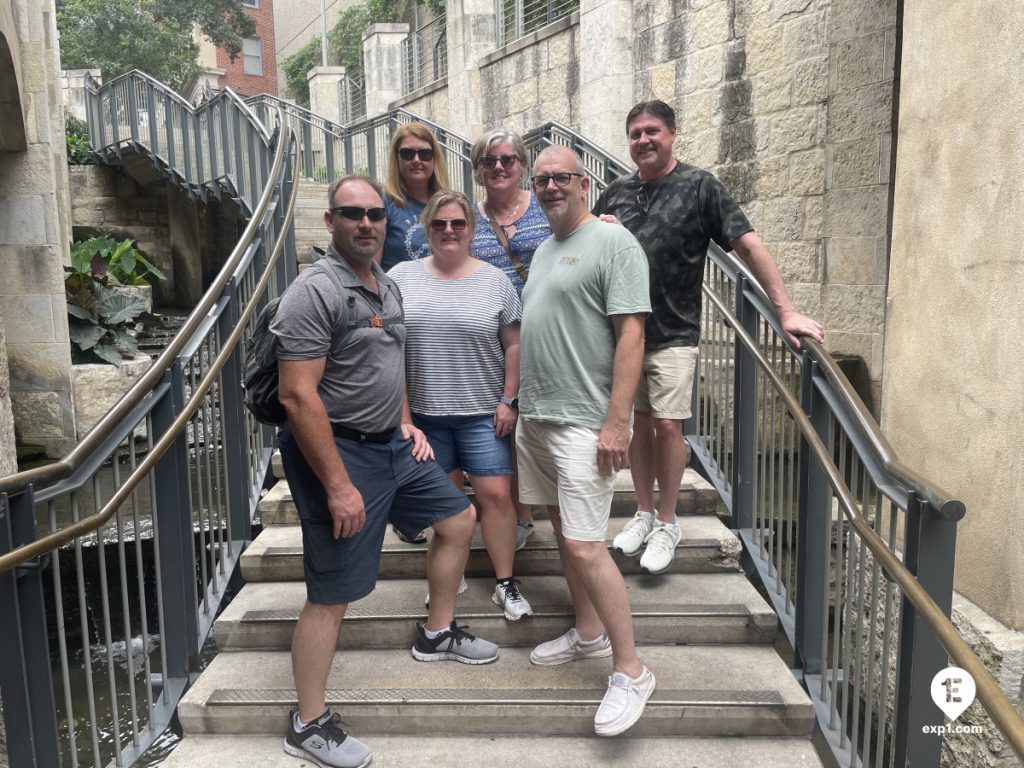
[515,417,617,542]
[634,345,699,419]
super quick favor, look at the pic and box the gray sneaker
[492,578,533,621]
[411,620,499,664]
[529,627,613,666]
[284,710,372,768]
[515,520,534,551]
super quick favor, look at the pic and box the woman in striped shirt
[388,190,533,622]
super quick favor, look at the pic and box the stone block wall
[68,166,174,306]
[0,0,77,461]
[393,81,450,126]
[477,15,579,135]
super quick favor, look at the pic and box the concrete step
[160,733,824,767]
[240,515,742,583]
[255,468,719,525]
[214,572,777,651]
[178,646,814,738]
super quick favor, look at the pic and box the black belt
[331,423,396,444]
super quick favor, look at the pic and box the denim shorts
[412,413,514,476]
[279,423,471,605]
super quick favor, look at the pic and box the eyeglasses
[636,185,650,215]
[531,172,584,189]
[398,147,434,162]
[478,154,519,169]
[330,206,387,222]
[429,218,468,232]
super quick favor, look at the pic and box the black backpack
[242,259,352,426]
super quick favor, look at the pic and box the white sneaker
[594,665,656,737]
[515,520,534,551]
[423,575,469,608]
[612,511,655,556]
[529,628,613,666]
[639,521,681,574]
[492,578,533,621]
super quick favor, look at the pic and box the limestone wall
[69,166,174,306]
[0,0,78,460]
[477,15,579,135]
[883,2,1024,629]
[392,81,449,126]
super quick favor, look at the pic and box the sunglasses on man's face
[478,154,519,169]
[531,172,584,189]
[429,218,468,232]
[330,206,387,222]
[398,147,434,162]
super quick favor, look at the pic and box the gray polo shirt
[270,244,405,433]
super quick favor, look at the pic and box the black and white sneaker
[493,578,533,621]
[283,710,372,768]
[411,620,499,664]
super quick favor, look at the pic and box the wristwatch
[499,396,519,410]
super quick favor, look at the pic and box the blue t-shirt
[382,192,429,270]
[470,192,551,295]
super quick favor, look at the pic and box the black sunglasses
[398,147,434,161]
[330,206,387,222]
[478,154,519,169]
[531,172,585,189]
[429,218,468,232]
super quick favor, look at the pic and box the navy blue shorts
[279,423,471,605]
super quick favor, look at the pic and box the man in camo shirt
[594,100,824,575]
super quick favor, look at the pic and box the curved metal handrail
[708,243,964,521]
[0,77,284,498]
[702,280,1024,760]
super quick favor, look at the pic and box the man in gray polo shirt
[271,174,498,768]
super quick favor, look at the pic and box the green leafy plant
[65,112,93,164]
[66,236,166,364]
[70,236,166,286]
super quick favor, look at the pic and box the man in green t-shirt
[517,145,655,737]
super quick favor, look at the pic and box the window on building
[242,0,259,7]
[242,37,262,76]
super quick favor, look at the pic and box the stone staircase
[293,179,331,262]
[163,458,822,767]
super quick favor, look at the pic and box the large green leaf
[91,343,124,366]
[69,322,107,350]
[109,328,140,356]
[95,286,148,325]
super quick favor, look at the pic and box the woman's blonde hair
[384,122,450,207]
[469,129,528,186]
[420,190,476,233]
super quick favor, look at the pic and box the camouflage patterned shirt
[593,162,753,348]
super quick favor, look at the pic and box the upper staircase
[162,463,823,767]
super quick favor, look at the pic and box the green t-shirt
[519,219,651,430]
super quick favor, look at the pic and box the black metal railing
[0,71,299,768]
[402,14,447,94]
[496,0,578,48]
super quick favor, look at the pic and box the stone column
[362,23,409,117]
[59,68,100,122]
[167,183,203,307]
[307,65,348,123]
[0,309,17,477]
[579,0,634,165]
[444,0,497,138]
[0,0,77,458]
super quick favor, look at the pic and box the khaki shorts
[515,418,617,542]
[634,345,699,419]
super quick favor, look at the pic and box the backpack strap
[313,259,403,336]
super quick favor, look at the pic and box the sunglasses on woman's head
[330,206,387,222]
[398,147,434,161]
[478,154,519,169]
[429,218,468,232]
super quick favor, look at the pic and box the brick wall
[217,0,279,96]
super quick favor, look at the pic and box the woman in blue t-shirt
[380,122,450,270]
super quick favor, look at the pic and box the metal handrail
[0,127,295,573]
[710,245,964,521]
[701,275,1024,760]
[0,74,278,502]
